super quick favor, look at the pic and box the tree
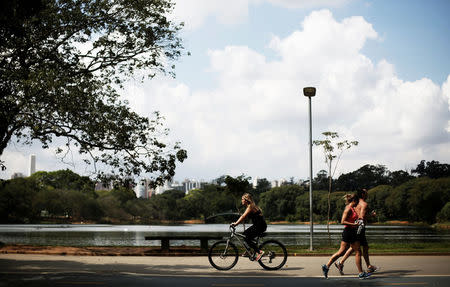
[30,169,95,195]
[224,175,252,213]
[406,177,450,223]
[0,0,187,186]
[150,189,185,220]
[33,188,66,218]
[259,185,307,221]
[313,131,358,244]
[367,185,393,222]
[336,164,390,190]
[110,186,136,204]
[437,202,450,222]
[254,178,271,199]
[389,170,414,186]
[313,169,329,190]
[0,177,40,222]
[412,160,450,179]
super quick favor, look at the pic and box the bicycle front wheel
[257,239,288,270]
[208,240,239,270]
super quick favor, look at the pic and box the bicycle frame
[208,225,288,270]
[224,225,260,258]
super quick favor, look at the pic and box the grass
[286,241,450,255]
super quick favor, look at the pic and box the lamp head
[303,87,316,97]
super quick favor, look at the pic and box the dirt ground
[0,244,204,256]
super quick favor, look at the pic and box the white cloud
[125,9,449,180]
[443,75,450,111]
[2,9,449,182]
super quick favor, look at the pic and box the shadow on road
[0,258,293,277]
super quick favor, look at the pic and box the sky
[2,0,449,183]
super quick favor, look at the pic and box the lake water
[1,224,449,247]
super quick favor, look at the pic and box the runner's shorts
[357,228,368,246]
[342,227,358,244]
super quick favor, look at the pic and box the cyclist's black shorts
[244,223,267,241]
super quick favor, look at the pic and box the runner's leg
[326,241,348,268]
[351,241,363,273]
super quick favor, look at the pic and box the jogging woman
[321,193,370,279]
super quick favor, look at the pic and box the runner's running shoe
[358,271,371,279]
[321,264,329,279]
[367,265,379,273]
[334,261,344,275]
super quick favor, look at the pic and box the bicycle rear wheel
[208,240,239,270]
[257,239,288,270]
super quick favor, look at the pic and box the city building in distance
[29,154,36,176]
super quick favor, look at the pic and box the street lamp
[303,87,316,251]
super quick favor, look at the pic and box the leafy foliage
[0,0,187,186]
[335,164,415,190]
[0,161,449,224]
[260,185,307,221]
[437,202,450,222]
[412,160,450,179]
[0,177,40,223]
[224,174,252,211]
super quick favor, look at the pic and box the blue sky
[176,0,450,88]
[2,0,449,183]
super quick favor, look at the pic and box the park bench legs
[200,239,209,253]
[160,238,209,252]
[161,238,170,252]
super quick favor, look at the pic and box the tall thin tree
[313,131,358,245]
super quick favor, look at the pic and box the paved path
[1,254,449,278]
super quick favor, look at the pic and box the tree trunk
[327,162,332,245]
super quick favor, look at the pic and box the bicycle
[208,225,288,271]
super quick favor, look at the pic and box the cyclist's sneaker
[321,264,329,279]
[255,250,264,261]
[334,261,344,275]
[358,271,371,280]
[367,265,379,273]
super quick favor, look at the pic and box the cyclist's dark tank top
[249,209,266,227]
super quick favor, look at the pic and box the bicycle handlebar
[229,224,238,235]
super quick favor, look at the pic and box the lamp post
[303,87,316,251]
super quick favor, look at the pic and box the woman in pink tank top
[345,205,359,228]
[320,193,370,279]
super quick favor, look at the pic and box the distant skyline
[2,0,449,182]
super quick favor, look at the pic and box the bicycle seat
[258,232,267,238]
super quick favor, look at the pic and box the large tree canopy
[0,0,187,187]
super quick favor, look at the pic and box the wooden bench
[144,235,223,252]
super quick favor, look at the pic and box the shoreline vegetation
[3,170,449,228]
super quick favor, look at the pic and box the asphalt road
[1,254,449,286]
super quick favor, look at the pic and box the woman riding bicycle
[231,193,267,261]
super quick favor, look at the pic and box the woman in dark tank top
[231,193,267,261]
